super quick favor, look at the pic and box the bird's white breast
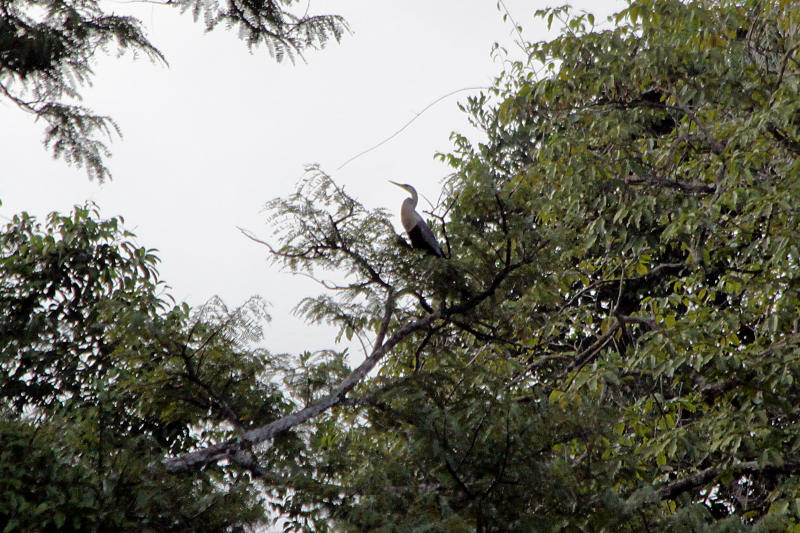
[400,198,420,232]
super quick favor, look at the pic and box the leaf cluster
[174,0,348,63]
[1,0,347,180]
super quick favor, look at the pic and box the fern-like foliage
[1,0,347,180]
[175,0,348,62]
[1,1,164,180]
[261,166,451,349]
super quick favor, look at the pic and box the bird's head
[389,180,418,201]
[388,180,413,193]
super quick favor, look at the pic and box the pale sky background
[1,0,624,356]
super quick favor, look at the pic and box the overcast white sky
[1,0,623,355]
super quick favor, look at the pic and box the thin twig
[336,86,489,170]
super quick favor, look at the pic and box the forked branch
[163,259,525,474]
[162,288,400,473]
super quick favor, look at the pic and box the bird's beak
[388,180,409,192]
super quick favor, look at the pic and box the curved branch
[163,259,526,473]
[656,460,800,501]
[164,290,405,473]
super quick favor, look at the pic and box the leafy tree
[0,0,347,180]
[0,204,305,531]
[5,0,800,531]
[161,0,800,531]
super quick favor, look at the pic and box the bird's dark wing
[408,220,444,257]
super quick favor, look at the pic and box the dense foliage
[0,205,298,531]
[228,0,799,530]
[0,0,346,180]
[4,0,800,531]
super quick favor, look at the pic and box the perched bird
[389,181,444,257]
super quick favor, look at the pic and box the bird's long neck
[400,197,418,232]
[407,188,418,208]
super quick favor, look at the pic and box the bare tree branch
[162,288,399,473]
[656,461,800,501]
[163,259,527,473]
[624,174,716,194]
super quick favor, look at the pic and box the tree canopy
[172,0,798,529]
[3,0,800,531]
[0,0,347,180]
[0,205,287,530]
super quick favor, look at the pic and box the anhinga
[389,181,444,258]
